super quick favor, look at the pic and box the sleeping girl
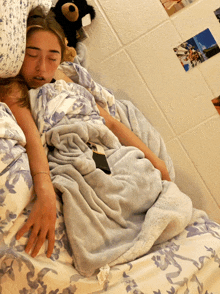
[0,5,171,261]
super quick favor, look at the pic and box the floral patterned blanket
[0,63,220,292]
[0,0,52,78]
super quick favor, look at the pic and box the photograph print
[160,0,196,16]
[212,96,220,115]
[173,28,220,72]
[214,7,220,23]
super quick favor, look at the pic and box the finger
[46,230,55,258]
[31,230,48,258]
[25,226,40,254]
[16,221,32,240]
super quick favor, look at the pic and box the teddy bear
[51,0,96,49]
[62,38,77,62]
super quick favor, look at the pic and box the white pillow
[0,0,52,78]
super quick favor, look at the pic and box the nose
[36,56,46,73]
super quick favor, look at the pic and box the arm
[97,104,171,181]
[40,70,170,181]
[3,83,56,258]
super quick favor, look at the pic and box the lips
[28,76,47,89]
[34,76,45,81]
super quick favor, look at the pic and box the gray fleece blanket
[29,63,199,277]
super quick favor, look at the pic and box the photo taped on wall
[160,0,196,16]
[214,7,220,23]
[212,96,220,115]
[173,28,220,72]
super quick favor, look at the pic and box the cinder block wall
[52,0,220,222]
[82,0,220,223]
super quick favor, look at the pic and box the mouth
[28,76,47,88]
[34,76,45,81]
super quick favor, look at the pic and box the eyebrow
[26,46,61,54]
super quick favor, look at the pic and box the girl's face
[20,30,62,89]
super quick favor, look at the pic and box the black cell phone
[87,142,111,174]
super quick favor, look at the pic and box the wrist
[34,179,56,201]
[32,172,52,187]
[33,172,56,198]
[33,171,50,178]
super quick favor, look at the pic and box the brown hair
[27,6,66,62]
[0,75,30,108]
[0,7,66,109]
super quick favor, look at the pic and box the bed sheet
[0,63,220,292]
[27,63,203,277]
[0,121,220,293]
[1,196,220,294]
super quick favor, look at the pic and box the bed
[1,1,220,293]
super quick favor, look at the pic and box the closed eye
[26,48,38,57]
[27,53,38,58]
[48,51,60,62]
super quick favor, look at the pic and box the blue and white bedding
[0,63,220,292]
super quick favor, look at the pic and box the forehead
[26,30,61,52]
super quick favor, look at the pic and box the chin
[29,80,47,89]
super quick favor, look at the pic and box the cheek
[20,58,33,77]
[48,60,61,74]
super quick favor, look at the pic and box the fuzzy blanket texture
[29,63,206,277]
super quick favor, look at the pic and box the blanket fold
[27,63,200,277]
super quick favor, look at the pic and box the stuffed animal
[63,38,77,62]
[51,0,96,49]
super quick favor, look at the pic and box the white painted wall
[53,0,220,223]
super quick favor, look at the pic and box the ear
[62,3,79,22]
[86,5,96,20]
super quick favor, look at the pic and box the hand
[16,187,57,258]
